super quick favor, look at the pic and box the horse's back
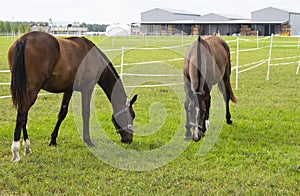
[42,36,95,92]
[8,32,59,71]
[205,36,230,79]
[9,32,61,92]
[206,36,232,77]
[8,32,98,93]
[184,35,231,91]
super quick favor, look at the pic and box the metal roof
[251,6,300,15]
[140,20,288,25]
[199,13,249,20]
[141,8,200,16]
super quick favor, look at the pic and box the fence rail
[1,35,300,99]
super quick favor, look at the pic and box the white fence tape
[0,70,10,73]
[1,36,300,99]
[0,82,10,85]
[0,95,11,99]
[122,73,182,77]
[125,82,183,88]
[238,60,267,74]
[114,58,184,68]
[0,93,52,99]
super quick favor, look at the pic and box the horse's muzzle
[121,138,132,144]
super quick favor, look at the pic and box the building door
[264,25,269,36]
[264,24,275,36]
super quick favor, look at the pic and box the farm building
[252,7,300,36]
[139,7,300,36]
[106,24,131,36]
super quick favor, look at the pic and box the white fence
[1,35,300,99]
[233,35,300,90]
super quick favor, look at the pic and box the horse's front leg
[184,95,192,140]
[81,88,94,147]
[204,95,211,131]
[49,91,73,146]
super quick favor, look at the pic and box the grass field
[0,35,299,195]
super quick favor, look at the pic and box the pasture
[0,35,299,194]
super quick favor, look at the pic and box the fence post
[112,36,115,47]
[296,60,300,75]
[120,46,124,81]
[181,31,184,47]
[266,34,274,81]
[235,36,239,90]
[298,33,300,49]
[256,31,259,48]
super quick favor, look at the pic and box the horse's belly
[42,75,74,93]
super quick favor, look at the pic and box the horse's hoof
[85,140,95,147]
[227,119,233,125]
[87,143,95,147]
[23,139,32,155]
[184,135,193,140]
[49,141,57,146]
[11,155,20,162]
[11,141,21,162]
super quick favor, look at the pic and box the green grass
[0,35,299,195]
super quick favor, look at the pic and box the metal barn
[139,7,300,36]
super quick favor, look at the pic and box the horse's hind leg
[218,80,232,124]
[49,91,73,146]
[11,112,28,162]
[22,113,32,155]
[12,93,37,162]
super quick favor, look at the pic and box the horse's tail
[226,47,237,104]
[10,39,27,110]
[227,79,237,103]
[216,37,237,104]
[196,35,202,90]
[197,35,201,69]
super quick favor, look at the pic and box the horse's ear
[130,94,138,106]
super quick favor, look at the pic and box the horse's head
[112,95,138,143]
[190,85,210,142]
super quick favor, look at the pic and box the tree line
[81,23,108,32]
[0,21,108,33]
[0,21,32,33]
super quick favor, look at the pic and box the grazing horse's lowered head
[112,95,138,143]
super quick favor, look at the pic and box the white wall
[290,13,300,36]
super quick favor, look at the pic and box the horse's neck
[98,65,127,113]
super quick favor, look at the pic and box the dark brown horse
[184,35,237,142]
[8,31,137,162]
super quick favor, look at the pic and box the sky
[0,0,300,25]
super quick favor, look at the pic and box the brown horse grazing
[8,31,137,162]
[184,35,237,142]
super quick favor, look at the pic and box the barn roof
[141,8,200,16]
[252,6,300,15]
[139,20,288,25]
